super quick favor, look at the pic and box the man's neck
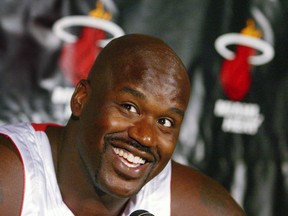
[59,186,129,216]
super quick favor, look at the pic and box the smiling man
[0,34,245,215]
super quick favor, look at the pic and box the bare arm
[0,135,24,215]
[171,160,245,216]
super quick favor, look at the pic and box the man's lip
[112,147,146,166]
[109,140,155,163]
[110,146,151,179]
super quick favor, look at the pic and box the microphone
[129,209,155,216]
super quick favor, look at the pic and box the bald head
[89,34,183,73]
[88,34,190,90]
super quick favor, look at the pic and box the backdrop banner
[0,1,287,215]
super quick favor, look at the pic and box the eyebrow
[120,86,185,117]
[120,87,146,99]
[170,107,185,117]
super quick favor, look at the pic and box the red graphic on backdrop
[220,45,255,100]
[217,19,266,101]
[59,27,105,85]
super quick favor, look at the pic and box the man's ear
[70,79,91,117]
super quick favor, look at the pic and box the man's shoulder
[170,160,246,216]
[0,134,24,215]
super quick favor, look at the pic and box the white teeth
[112,147,146,165]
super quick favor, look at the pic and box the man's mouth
[112,147,146,168]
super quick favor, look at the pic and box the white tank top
[0,123,171,216]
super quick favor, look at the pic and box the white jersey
[0,123,171,216]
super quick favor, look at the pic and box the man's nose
[128,118,155,147]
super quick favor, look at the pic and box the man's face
[75,49,190,198]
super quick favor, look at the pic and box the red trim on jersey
[0,133,25,216]
[32,123,63,131]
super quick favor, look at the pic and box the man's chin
[105,180,144,198]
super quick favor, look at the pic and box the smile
[112,147,146,168]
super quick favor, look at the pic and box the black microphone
[129,209,155,216]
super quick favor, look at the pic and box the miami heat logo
[215,19,274,101]
[53,1,124,85]
[213,17,275,135]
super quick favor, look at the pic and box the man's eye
[121,103,137,113]
[158,118,173,128]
